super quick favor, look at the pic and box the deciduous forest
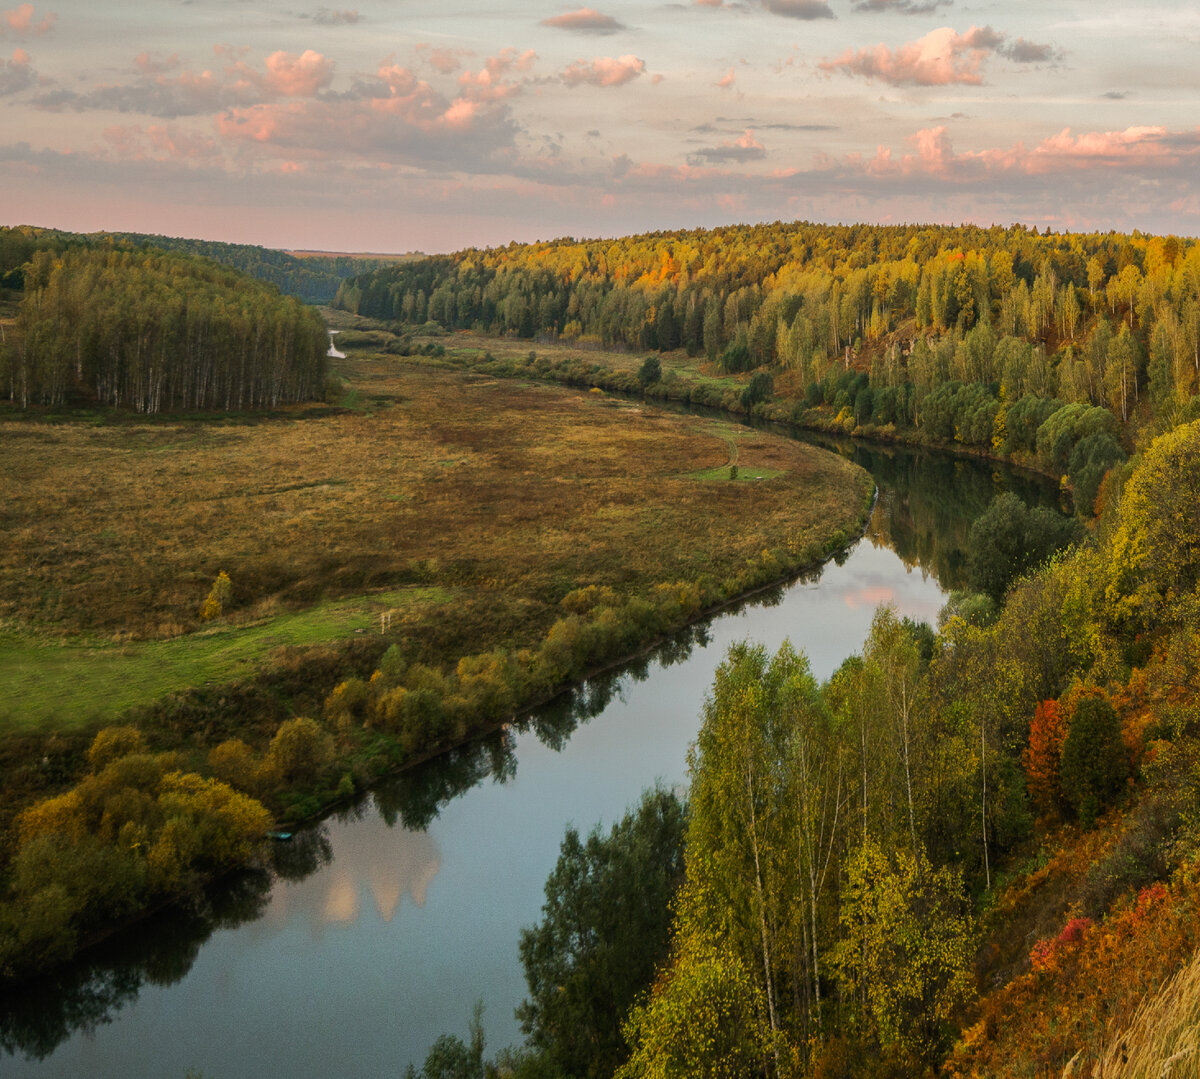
[5,219,1200,1078]
[337,222,1200,502]
[0,244,327,411]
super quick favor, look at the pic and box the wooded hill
[335,222,1200,478]
[0,224,401,303]
[0,243,328,412]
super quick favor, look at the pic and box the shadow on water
[0,431,1061,1063]
[0,868,274,1062]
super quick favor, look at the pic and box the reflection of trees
[374,730,517,832]
[799,432,1063,592]
[0,868,271,1063]
[270,827,334,883]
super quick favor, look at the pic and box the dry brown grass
[0,355,867,648]
[1090,946,1200,1077]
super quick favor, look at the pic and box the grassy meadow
[0,344,870,738]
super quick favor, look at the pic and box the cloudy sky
[2,1,1198,252]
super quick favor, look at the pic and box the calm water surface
[0,439,1061,1079]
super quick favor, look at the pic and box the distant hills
[0,224,414,303]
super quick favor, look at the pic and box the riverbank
[0,354,874,983]
[319,311,1074,494]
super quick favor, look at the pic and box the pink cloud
[211,55,521,164]
[417,44,472,75]
[263,49,334,97]
[561,54,644,87]
[458,47,536,102]
[716,67,735,89]
[4,3,55,35]
[541,8,625,33]
[217,102,295,143]
[819,24,1060,87]
[840,123,1182,181]
[441,98,480,128]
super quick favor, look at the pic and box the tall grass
[1093,947,1200,1078]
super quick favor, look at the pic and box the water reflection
[797,431,1068,592]
[0,868,272,1062]
[0,435,1062,1072]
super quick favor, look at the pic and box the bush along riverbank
[0,425,873,986]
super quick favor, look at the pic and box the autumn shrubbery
[321,565,832,769]
[0,725,271,981]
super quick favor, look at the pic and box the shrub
[262,717,333,787]
[87,725,146,771]
[1060,695,1127,825]
[636,355,662,388]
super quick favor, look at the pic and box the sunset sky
[2,1,1198,252]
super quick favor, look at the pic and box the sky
[1,0,1199,253]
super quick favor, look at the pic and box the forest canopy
[1,245,327,412]
[336,221,1200,468]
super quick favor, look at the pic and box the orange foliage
[947,864,1200,1078]
[1023,699,1067,817]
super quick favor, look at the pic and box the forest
[397,416,1200,1079]
[332,221,1200,1077]
[0,244,328,412]
[336,222,1200,509]
[0,224,399,302]
[4,218,1200,1076]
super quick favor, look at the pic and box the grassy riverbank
[329,312,1070,488]
[0,345,872,974]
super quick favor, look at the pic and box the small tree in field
[200,571,233,621]
[637,355,662,388]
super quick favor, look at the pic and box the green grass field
[0,586,450,733]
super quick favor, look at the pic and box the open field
[0,348,871,736]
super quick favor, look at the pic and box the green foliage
[1068,431,1126,516]
[1107,420,1200,626]
[2,245,326,411]
[1034,403,1119,473]
[1060,694,1128,825]
[833,837,974,1060]
[617,930,775,1079]
[636,355,662,388]
[740,370,774,410]
[967,492,1085,602]
[405,1002,486,1079]
[517,787,687,1079]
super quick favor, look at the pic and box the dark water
[0,439,1062,1079]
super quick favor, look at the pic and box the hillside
[0,224,405,303]
[0,244,327,412]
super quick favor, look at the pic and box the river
[0,436,1063,1079]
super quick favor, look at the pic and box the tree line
[0,224,401,303]
[335,222,1200,473]
[1,245,328,412]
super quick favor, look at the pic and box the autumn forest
[3,219,1200,1078]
